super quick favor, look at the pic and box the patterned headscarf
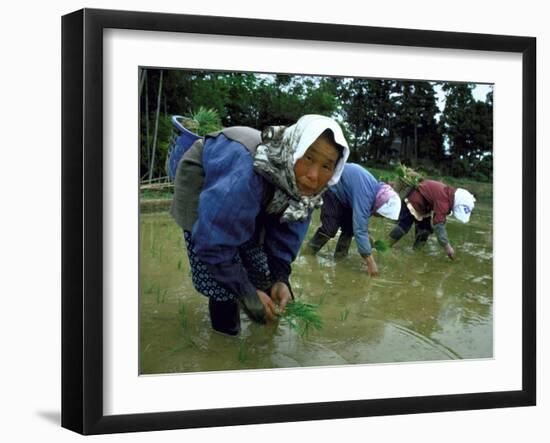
[253,115,350,222]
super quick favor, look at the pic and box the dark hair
[318,129,344,162]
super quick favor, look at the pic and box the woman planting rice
[305,163,401,277]
[170,115,349,335]
[388,178,476,260]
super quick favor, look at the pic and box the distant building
[389,136,402,158]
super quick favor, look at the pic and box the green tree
[393,81,441,166]
[440,83,493,178]
[337,78,370,161]
[363,79,399,162]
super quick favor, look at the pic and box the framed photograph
[62,8,536,435]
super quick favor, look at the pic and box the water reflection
[139,200,493,374]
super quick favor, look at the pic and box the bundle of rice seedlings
[180,107,223,136]
[280,301,323,338]
[373,239,390,253]
[394,163,424,198]
[180,117,200,133]
[395,163,424,187]
[190,107,223,136]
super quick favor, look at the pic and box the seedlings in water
[155,287,161,304]
[178,302,187,330]
[237,339,248,363]
[318,288,330,306]
[340,308,350,322]
[374,239,390,253]
[155,287,168,304]
[150,233,157,258]
[167,338,198,355]
[280,301,323,338]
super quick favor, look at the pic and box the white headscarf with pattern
[253,115,350,222]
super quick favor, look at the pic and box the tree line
[140,69,493,182]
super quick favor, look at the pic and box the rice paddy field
[139,189,493,375]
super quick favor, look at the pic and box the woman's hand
[256,289,278,322]
[444,244,456,260]
[365,255,379,277]
[270,282,293,314]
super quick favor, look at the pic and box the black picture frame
[61,8,536,435]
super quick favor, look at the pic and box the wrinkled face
[294,136,339,196]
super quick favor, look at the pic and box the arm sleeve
[263,215,311,284]
[432,210,448,225]
[353,210,372,257]
[351,185,374,257]
[192,136,263,299]
[433,222,450,247]
[431,192,451,224]
[420,181,450,225]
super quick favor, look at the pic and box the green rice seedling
[318,288,330,306]
[237,339,248,363]
[394,163,424,197]
[374,239,390,253]
[280,301,323,338]
[395,163,424,185]
[150,232,157,258]
[190,107,223,136]
[178,302,188,330]
[177,259,182,270]
[167,338,198,355]
[143,281,156,295]
[167,343,186,355]
[155,286,167,304]
[155,286,161,304]
[340,308,350,322]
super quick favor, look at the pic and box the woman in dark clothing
[388,179,476,260]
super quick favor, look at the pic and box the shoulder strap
[207,126,262,156]
[209,127,274,208]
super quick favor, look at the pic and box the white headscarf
[253,115,350,222]
[286,115,350,186]
[453,188,476,223]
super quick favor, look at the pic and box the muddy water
[139,201,492,374]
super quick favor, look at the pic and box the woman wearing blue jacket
[170,115,350,335]
[306,163,401,277]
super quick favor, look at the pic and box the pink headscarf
[373,183,396,212]
[373,183,401,220]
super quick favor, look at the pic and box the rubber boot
[389,225,406,243]
[209,298,241,336]
[304,230,331,255]
[238,291,266,324]
[334,233,353,258]
[413,229,431,250]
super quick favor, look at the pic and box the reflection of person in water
[388,179,476,260]
[306,163,401,277]
[170,115,349,336]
